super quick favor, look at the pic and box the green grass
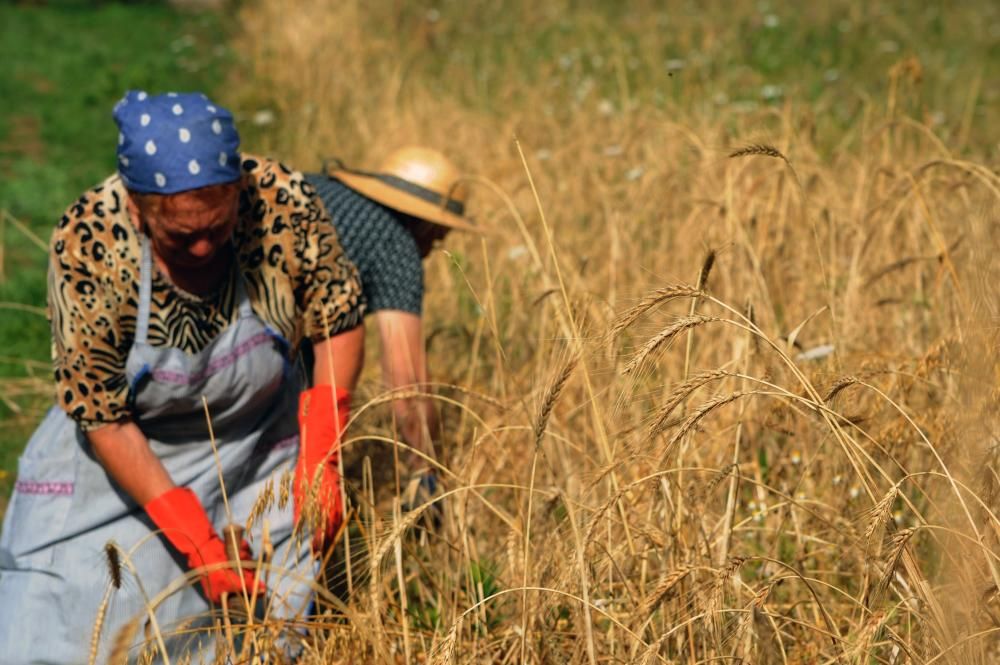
[0,1,229,505]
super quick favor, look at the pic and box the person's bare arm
[375,310,439,465]
[87,420,175,505]
[312,324,366,392]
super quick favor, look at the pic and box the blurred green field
[235,1,999,163]
[0,1,228,506]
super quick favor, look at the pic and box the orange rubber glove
[144,487,264,604]
[295,385,350,552]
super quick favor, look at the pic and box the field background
[2,1,999,663]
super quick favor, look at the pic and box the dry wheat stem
[561,490,599,665]
[855,380,1000,589]
[103,545,172,665]
[701,293,884,501]
[514,139,636,562]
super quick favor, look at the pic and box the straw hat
[326,147,477,232]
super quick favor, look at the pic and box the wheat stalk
[863,484,899,551]
[107,618,140,665]
[825,376,861,402]
[636,565,693,621]
[648,369,731,436]
[533,352,580,446]
[871,527,917,608]
[429,619,461,665]
[623,315,720,376]
[728,143,789,164]
[657,392,748,444]
[610,285,704,338]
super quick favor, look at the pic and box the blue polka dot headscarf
[112,90,241,194]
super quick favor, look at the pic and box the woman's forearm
[392,397,439,462]
[375,311,440,464]
[87,420,175,505]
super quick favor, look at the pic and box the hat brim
[331,170,481,233]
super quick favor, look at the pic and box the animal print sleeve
[48,195,134,431]
[291,171,366,341]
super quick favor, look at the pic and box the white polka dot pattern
[113,90,241,194]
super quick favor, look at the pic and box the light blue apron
[0,236,313,664]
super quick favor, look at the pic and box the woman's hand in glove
[144,487,264,604]
[295,385,351,552]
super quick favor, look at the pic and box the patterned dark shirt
[305,175,424,316]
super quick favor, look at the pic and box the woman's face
[131,184,240,270]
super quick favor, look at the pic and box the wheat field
[91,1,1000,662]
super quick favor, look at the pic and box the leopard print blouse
[48,155,365,431]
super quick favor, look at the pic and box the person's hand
[188,533,262,603]
[296,385,350,552]
[401,469,443,532]
[144,487,264,604]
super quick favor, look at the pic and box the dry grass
[78,0,1000,662]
